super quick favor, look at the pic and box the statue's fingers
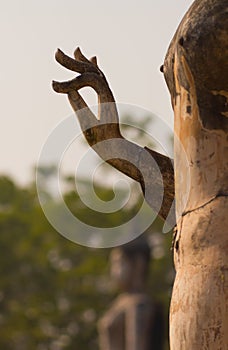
[90,56,98,66]
[74,47,90,63]
[55,48,97,74]
[68,90,98,133]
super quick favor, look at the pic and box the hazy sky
[0,0,193,184]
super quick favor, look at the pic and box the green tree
[0,174,173,349]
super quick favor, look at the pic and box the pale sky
[0,0,193,184]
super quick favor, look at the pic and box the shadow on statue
[98,236,165,350]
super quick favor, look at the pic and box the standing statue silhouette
[98,237,164,350]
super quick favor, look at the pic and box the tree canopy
[0,174,173,349]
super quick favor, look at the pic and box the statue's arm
[52,48,175,222]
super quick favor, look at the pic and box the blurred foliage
[0,173,174,350]
[120,114,156,150]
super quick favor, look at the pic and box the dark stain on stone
[186,105,192,114]
[179,36,184,46]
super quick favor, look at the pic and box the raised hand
[52,48,122,145]
[52,47,175,223]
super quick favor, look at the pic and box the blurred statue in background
[98,237,164,350]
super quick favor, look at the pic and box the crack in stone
[182,193,228,217]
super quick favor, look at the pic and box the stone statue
[98,237,164,350]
